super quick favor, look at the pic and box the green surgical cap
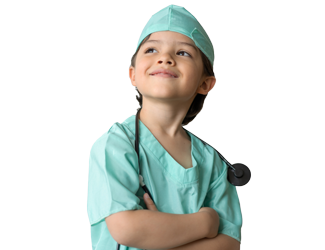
[136,4,214,67]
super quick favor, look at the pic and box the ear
[196,76,216,95]
[129,66,136,87]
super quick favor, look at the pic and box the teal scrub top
[87,115,242,250]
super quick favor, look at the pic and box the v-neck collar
[122,115,204,184]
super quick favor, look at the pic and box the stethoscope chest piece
[227,163,251,186]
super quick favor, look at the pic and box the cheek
[138,64,147,74]
[136,60,151,78]
[183,66,202,84]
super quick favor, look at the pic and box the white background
[1,0,324,249]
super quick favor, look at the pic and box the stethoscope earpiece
[228,163,251,186]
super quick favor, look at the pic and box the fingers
[143,193,158,211]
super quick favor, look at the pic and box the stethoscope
[116,108,251,249]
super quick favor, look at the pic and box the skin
[131,32,240,250]
[129,31,216,140]
[143,194,239,250]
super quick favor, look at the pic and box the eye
[145,48,157,53]
[178,50,191,57]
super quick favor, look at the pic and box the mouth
[150,73,177,78]
[149,68,178,78]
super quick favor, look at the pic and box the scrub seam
[90,205,144,226]
[218,232,241,244]
[198,143,207,167]
[168,7,171,29]
[206,161,228,193]
[190,28,212,66]
[122,122,199,186]
[139,140,199,186]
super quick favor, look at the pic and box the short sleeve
[203,158,243,243]
[87,124,144,226]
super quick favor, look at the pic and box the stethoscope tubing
[116,108,250,249]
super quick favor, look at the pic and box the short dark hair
[130,34,215,125]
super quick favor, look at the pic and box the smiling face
[129,31,210,104]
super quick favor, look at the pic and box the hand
[143,193,165,250]
[198,207,219,239]
[143,193,158,211]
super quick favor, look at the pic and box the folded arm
[168,233,240,250]
[106,209,210,250]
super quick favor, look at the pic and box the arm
[118,209,209,250]
[137,194,239,250]
[168,234,240,250]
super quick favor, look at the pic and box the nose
[157,52,175,66]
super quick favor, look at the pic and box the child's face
[130,31,212,105]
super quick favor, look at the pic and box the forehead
[148,31,196,46]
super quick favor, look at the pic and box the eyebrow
[144,39,198,52]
